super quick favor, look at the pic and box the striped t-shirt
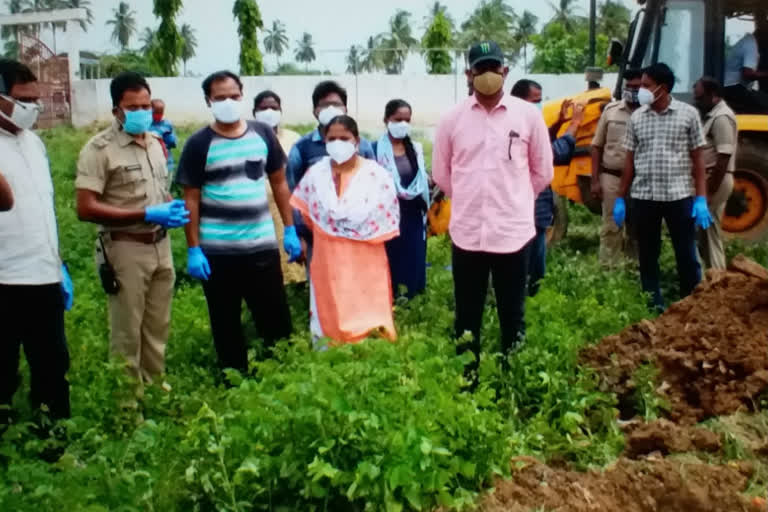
[176,121,286,255]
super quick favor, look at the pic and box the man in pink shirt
[432,40,553,383]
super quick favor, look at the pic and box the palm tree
[548,0,581,31]
[179,23,197,76]
[140,27,157,55]
[64,0,94,31]
[360,35,383,73]
[377,10,418,74]
[263,20,289,67]
[516,10,538,71]
[598,0,631,41]
[294,32,316,71]
[107,1,137,51]
[459,0,521,65]
[346,45,363,74]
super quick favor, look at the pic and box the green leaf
[420,438,433,455]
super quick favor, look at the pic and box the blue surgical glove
[613,197,626,228]
[187,247,211,281]
[145,199,190,228]
[60,263,73,311]
[692,195,713,230]
[284,225,302,263]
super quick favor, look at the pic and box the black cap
[468,41,504,68]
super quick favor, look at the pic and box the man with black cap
[0,59,73,425]
[432,41,553,384]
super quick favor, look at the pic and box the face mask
[326,140,357,164]
[254,108,282,128]
[637,87,660,107]
[622,88,640,106]
[152,113,163,123]
[318,105,345,126]
[210,98,242,124]
[121,108,152,135]
[472,71,504,96]
[534,102,543,112]
[1,95,40,130]
[387,121,411,139]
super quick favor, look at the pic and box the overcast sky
[0,0,646,75]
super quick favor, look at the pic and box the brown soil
[623,419,722,458]
[481,457,760,512]
[582,256,768,424]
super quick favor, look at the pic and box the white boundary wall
[71,73,618,131]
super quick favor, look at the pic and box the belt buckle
[154,229,167,243]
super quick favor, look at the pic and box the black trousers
[0,283,71,421]
[202,250,293,373]
[452,243,531,375]
[633,198,701,311]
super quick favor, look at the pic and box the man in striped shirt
[177,71,301,375]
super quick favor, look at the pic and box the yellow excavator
[429,0,768,243]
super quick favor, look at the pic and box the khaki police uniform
[76,120,175,384]
[698,100,737,270]
[592,99,635,266]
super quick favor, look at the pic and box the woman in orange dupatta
[290,115,400,345]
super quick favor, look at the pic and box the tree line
[1,0,631,78]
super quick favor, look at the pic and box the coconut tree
[598,0,631,41]
[64,0,94,31]
[459,0,521,65]
[516,10,539,71]
[107,1,138,51]
[377,10,418,74]
[548,0,581,31]
[140,27,158,55]
[294,32,316,71]
[346,45,363,74]
[179,23,197,76]
[264,20,289,67]
[360,35,384,73]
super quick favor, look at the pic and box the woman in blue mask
[373,99,430,299]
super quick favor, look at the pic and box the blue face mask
[121,108,152,135]
[535,102,543,111]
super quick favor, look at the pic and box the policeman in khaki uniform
[590,69,643,266]
[76,72,189,386]
[693,77,737,270]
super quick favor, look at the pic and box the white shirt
[725,33,759,87]
[0,126,62,285]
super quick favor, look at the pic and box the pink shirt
[432,94,554,254]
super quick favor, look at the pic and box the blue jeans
[528,228,547,297]
[633,197,701,311]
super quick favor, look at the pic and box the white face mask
[210,98,242,124]
[254,108,282,128]
[637,87,659,106]
[317,105,345,126]
[387,121,411,139]
[1,95,40,130]
[326,140,357,164]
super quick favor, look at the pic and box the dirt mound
[582,256,768,424]
[623,419,721,458]
[481,458,758,512]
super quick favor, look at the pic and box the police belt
[599,165,623,178]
